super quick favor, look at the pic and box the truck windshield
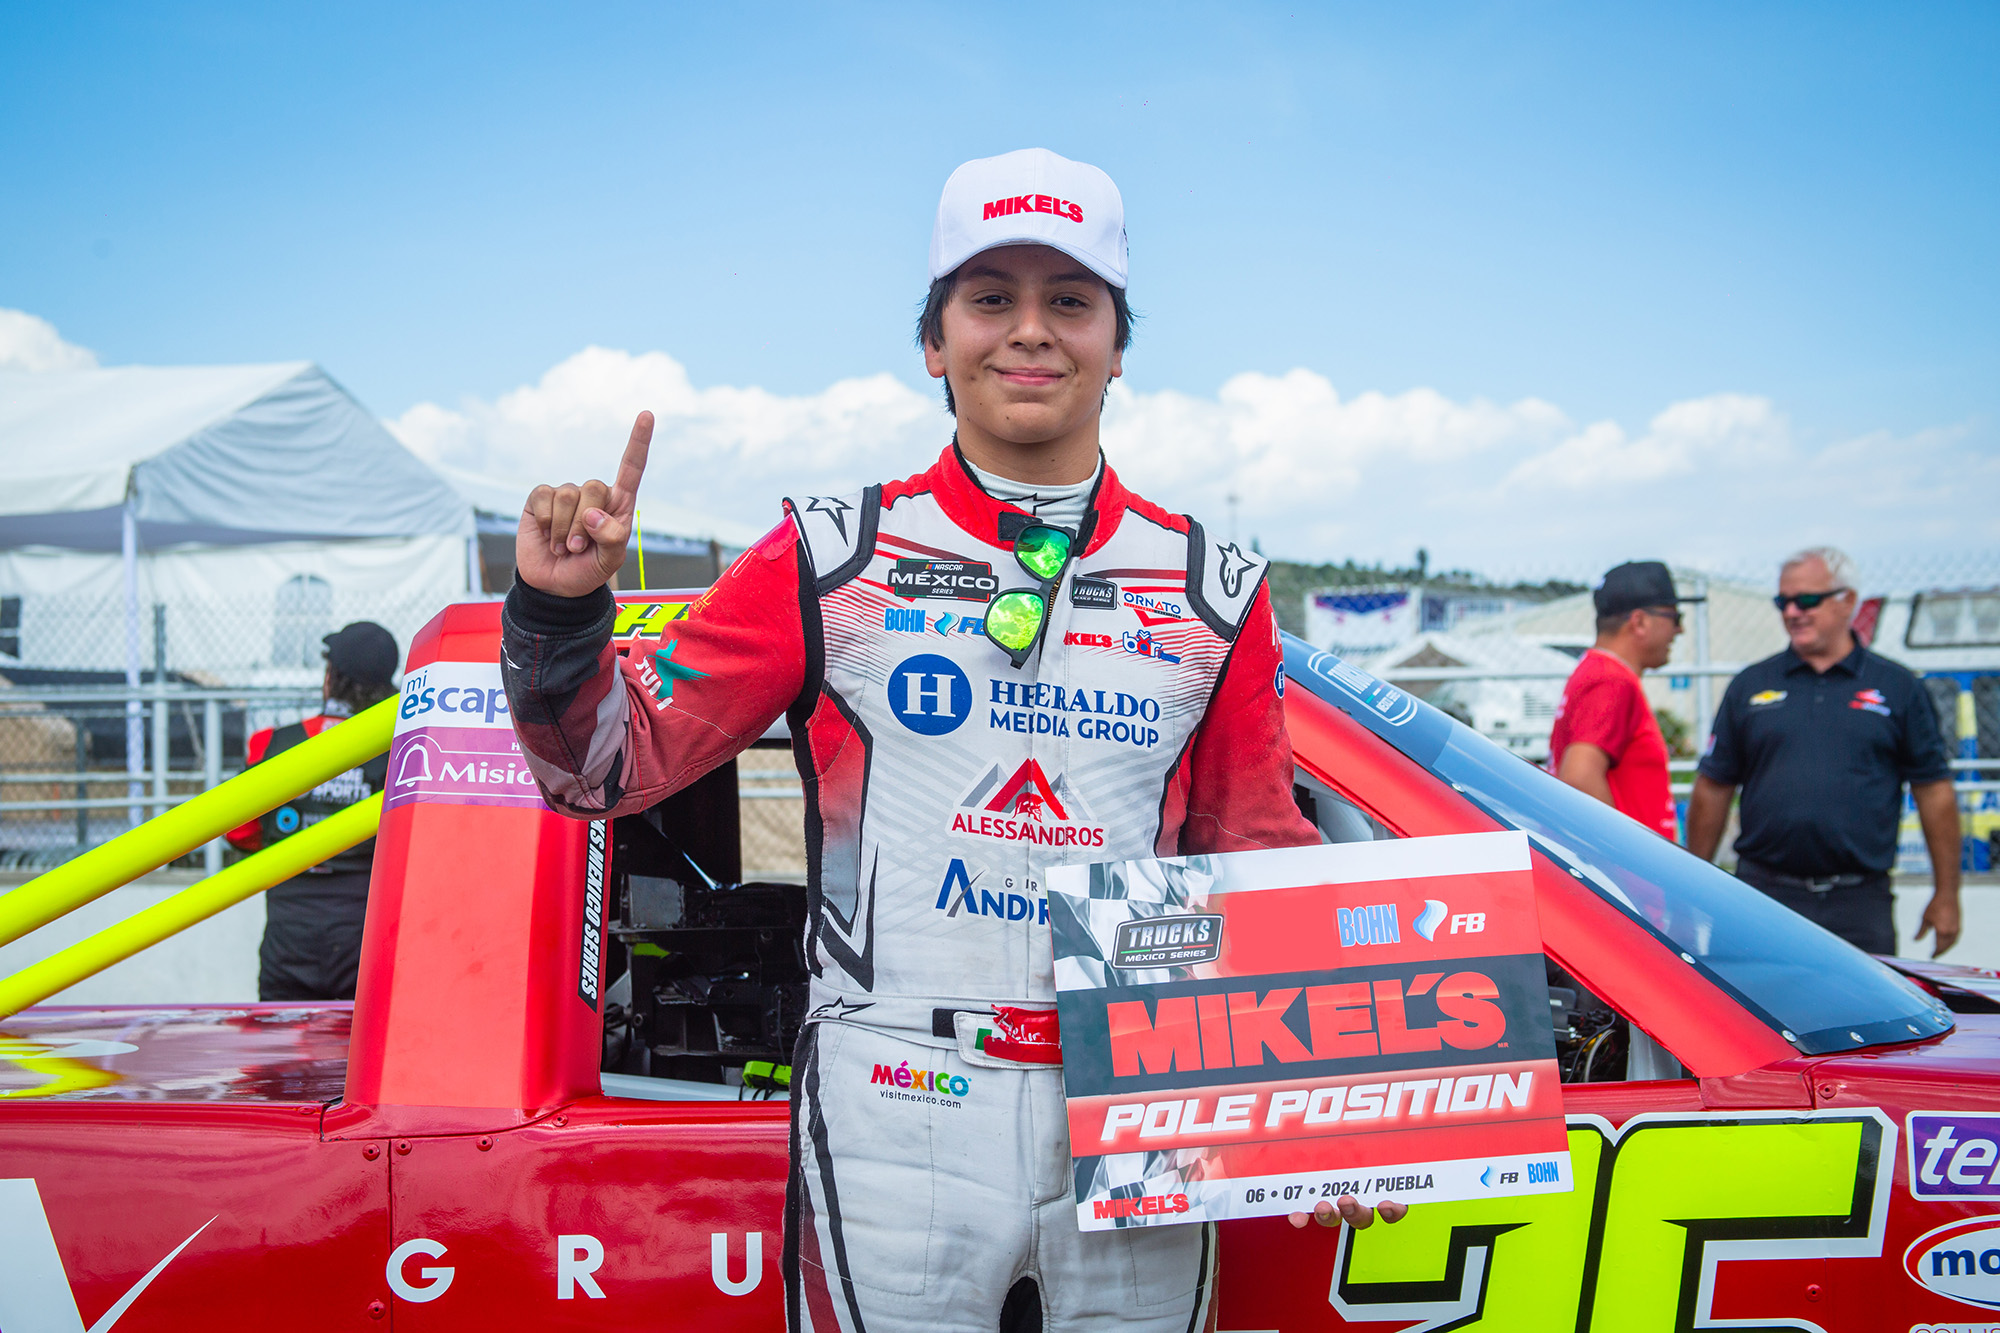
[1283,639,1953,1056]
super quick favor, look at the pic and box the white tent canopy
[0,361,476,708]
[0,361,471,551]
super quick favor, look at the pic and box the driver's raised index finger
[608,411,653,515]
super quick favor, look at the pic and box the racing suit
[500,444,1317,1333]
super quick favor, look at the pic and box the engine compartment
[600,756,808,1093]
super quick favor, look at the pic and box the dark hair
[915,269,1134,415]
[325,666,397,713]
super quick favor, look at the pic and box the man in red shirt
[1549,561,1688,839]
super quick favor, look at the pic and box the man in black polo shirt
[1686,547,1961,956]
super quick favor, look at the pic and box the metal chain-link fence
[0,590,456,686]
[0,587,457,869]
[1282,549,2000,877]
[0,687,324,869]
[8,554,1996,876]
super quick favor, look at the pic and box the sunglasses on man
[1773,587,1851,612]
[984,518,1076,668]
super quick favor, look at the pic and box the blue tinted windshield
[1283,640,1952,1055]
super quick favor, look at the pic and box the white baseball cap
[929,147,1128,289]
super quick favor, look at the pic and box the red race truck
[5,595,2000,1330]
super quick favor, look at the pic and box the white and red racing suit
[501,443,1317,1333]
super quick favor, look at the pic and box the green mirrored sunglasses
[984,523,1075,666]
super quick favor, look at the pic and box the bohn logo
[949,759,1106,848]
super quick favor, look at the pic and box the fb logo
[888,654,971,735]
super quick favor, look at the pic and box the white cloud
[0,309,98,373]
[1501,393,1788,491]
[390,343,1998,579]
[388,345,940,536]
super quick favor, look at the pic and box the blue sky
[3,3,1995,569]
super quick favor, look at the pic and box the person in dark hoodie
[227,620,397,1000]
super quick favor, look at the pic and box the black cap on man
[322,621,399,688]
[1593,561,1692,620]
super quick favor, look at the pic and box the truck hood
[0,1004,350,1103]
[1882,954,2000,1009]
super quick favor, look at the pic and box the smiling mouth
[996,368,1063,385]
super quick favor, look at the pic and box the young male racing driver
[501,148,1403,1333]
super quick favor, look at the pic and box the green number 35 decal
[1334,1111,1892,1331]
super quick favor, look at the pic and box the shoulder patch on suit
[785,487,880,596]
[1184,518,1268,641]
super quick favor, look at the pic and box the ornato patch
[1906,1216,2000,1309]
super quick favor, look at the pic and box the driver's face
[924,244,1123,448]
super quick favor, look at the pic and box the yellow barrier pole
[0,792,384,1018]
[0,696,396,949]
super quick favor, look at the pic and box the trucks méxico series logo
[1112,915,1223,969]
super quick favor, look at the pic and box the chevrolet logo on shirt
[1749,690,1787,706]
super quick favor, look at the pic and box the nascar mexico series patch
[1048,830,1570,1229]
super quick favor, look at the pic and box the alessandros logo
[889,654,972,735]
[1906,1216,2000,1309]
[950,759,1106,847]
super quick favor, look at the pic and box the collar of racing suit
[919,441,1133,558]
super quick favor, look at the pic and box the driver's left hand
[1288,1196,1407,1230]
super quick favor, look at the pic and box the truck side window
[1292,770,1397,844]
[1288,770,1687,1084]
[1547,960,1688,1084]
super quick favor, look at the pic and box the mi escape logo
[0,1178,213,1332]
